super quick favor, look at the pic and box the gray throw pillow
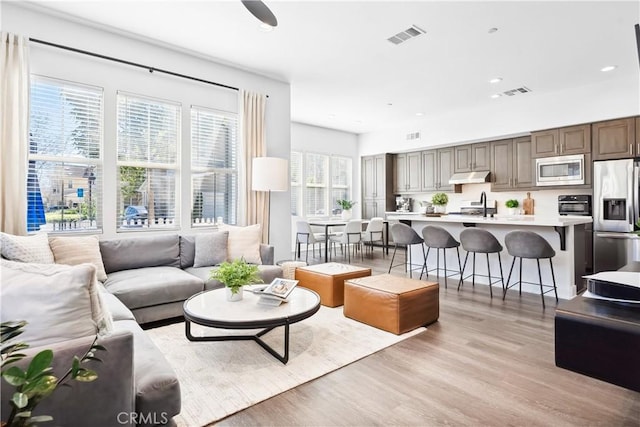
[194,231,229,267]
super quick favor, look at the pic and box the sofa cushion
[98,285,136,322]
[180,235,196,268]
[100,235,180,273]
[194,231,228,267]
[104,266,203,309]
[113,320,181,423]
[49,235,108,281]
[0,232,54,264]
[0,260,111,347]
[186,264,283,291]
[218,224,262,264]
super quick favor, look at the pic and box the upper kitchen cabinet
[454,142,490,172]
[532,124,591,158]
[421,147,460,193]
[393,151,421,193]
[362,154,394,219]
[490,137,534,191]
[592,117,637,160]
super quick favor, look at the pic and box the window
[191,106,238,226]
[116,92,180,230]
[291,152,352,218]
[28,76,103,233]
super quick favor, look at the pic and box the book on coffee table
[256,278,298,306]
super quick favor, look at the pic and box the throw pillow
[0,260,113,347]
[218,224,262,264]
[49,235,108,281]
[0,232,54,264]
[193,231,229,268]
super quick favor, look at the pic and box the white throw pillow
[49,235,108,282]
[0,232,54,264]
[218,224,262,264]
[194,231,229,268]
[0,260,113,347]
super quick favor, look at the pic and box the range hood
[448,171,490,185]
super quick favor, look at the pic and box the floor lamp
[251,157,288,244]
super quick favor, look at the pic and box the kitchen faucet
[480,191,487,217]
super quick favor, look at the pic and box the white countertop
[385,213,592,227]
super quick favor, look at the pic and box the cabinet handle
[631,144,634,155]
[559,143,563,153]
[514,178,518,186]
[555,144,559,154]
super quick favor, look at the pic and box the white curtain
[0,32,29,235]
[241,90,268,243]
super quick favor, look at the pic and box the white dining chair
[295,220,325,262]
[329,220,363,263]
[362,217,385,258]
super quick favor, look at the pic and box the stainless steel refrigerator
[593,158,640,272]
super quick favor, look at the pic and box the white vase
[434,205,446,214]
[225,286,243,302]
[508,208,516,216]
[341,209,352,220]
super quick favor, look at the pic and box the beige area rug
[146,306,426,426]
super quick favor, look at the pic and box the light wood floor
[217,246,640,426]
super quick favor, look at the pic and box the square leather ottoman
[344,274,439,334]
[295,262,371,307]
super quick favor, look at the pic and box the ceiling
[23,1,640,135]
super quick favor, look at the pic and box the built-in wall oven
[558,195,593,281]
[536,154,585,186]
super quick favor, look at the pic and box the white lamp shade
[252,157,289,192]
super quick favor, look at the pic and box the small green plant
[210,259,263,295]
[431,193,448,206]
[336,200,356,210]
[505,199,519,208]
[1,320,105,427]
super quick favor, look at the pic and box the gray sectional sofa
[1,232,282,426]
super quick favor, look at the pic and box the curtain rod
[29,37,241,93]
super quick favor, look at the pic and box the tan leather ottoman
[344,274,439,334]
[295,263,371,307]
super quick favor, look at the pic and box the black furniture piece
[555,296,640,393]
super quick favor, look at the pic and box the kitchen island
[385,213,592,300]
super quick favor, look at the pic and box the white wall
[2,3,293,261]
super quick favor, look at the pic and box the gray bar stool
[457,228,504,298]
[503,230,558,308]
[388,223,426,278]
[420,225,462,288]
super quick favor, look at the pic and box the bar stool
[503,230,558,308]
[457,228,504,298]
[420,225,462,288]
[388,223,426,278]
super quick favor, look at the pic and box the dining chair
[362,217,385,258]
[295,220,325,263]
[329,219,363,263]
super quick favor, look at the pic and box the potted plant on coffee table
[209,259,263,302]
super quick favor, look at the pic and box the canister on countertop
[523,192,534,215]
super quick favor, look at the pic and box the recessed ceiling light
[259,23,274,32]
[488,28,498,34]
[490,94,502,99]
[387,103,393,106]
[328,114,336,118]
[489,77,503,84]
[600,65,617,72]
[416,112,425,116]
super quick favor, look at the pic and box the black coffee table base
[185,320,291,364]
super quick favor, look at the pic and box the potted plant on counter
[431,193,448,214]
[209,259,262,302]
[505,199,519,215]
[336,199,357,220]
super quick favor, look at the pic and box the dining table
[306,219,389,263]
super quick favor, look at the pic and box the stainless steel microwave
[535,154,585,186]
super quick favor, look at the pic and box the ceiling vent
[502,86,532,96]
[406,131,421,141]
[387,25,426,45]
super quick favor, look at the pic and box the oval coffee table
[183,287,321,364]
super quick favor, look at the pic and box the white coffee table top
[184,286,321,328]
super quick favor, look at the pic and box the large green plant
[1,321,105,427]
[210,259,263,295]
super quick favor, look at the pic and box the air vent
[406,131,421,141]
[502,86,532,96]
[387,25,426,45]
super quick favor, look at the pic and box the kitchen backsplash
[405,184,592,216]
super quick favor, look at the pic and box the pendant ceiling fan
[241,0,278,27]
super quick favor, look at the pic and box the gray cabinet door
[592,118,636,160]
[454,145,472,173]
[437,148,455,192]
[373,155,386,198]
[406,151,422,192]
[393,154,407,193]
[513,137,534,188]
[471,142,491,171]
[532,129,559,158]
[491,139,513,191]
[559,124,591,155]
[421,150,437,192]
[362,155,376,199]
